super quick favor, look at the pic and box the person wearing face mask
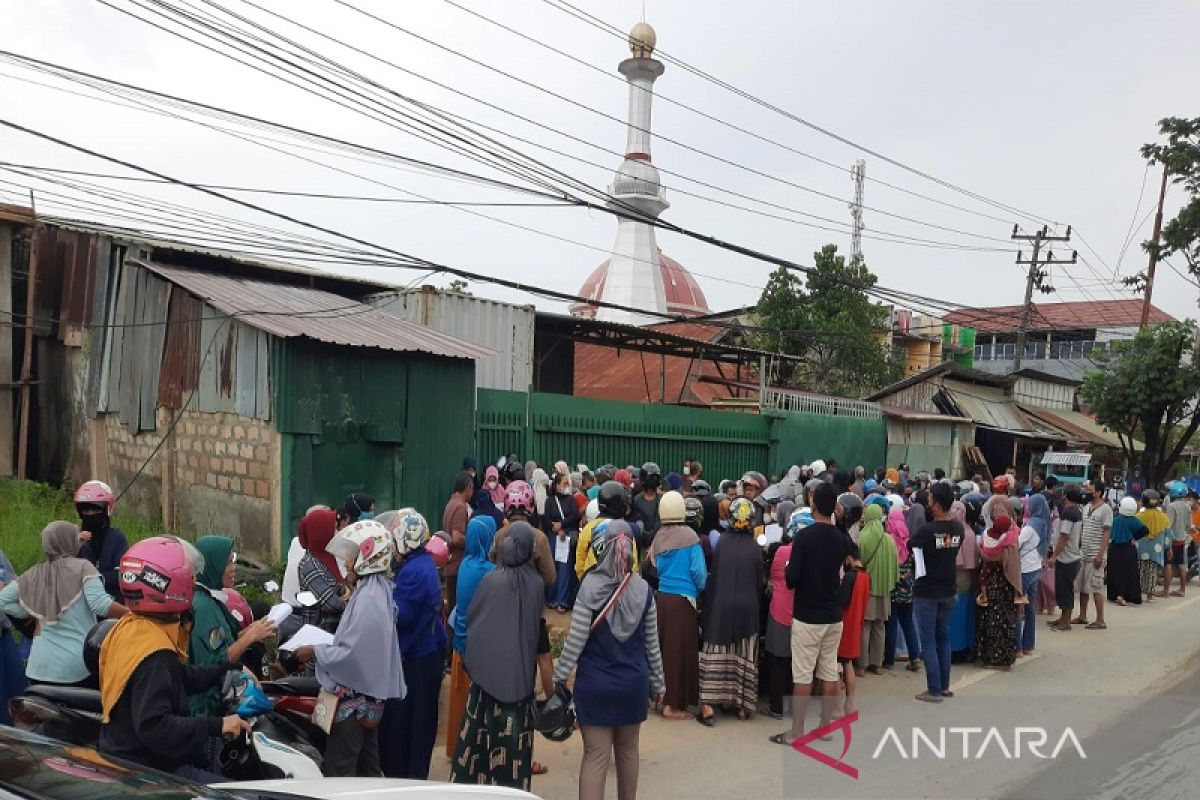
[472,466,506,527]
[544,471,582,612]
[75,481,129,598]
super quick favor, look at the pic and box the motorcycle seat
[25,684,103,714]
[261,676,321,697]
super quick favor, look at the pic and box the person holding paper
[188,536,275,716]
[293,520,405,777]
[296,509,348,643]
[543,471,582,612]
[909,482,964,704]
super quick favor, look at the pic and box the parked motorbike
[8,623,322,780]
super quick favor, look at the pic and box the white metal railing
[760,387,882,418]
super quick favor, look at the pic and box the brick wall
[98,409,278,558]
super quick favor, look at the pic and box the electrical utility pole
[1011,224,1076,371]
[849,159,866,264]
[1140,162,1170,329]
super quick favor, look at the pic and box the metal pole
[16,192,38,480]
[1012,231,1043,372]
[1141,163,1170,329]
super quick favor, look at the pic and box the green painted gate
[274,340,474,549]
[476,389,886,483]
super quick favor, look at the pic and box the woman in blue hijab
[1025,494,1054,614]
[444,516,497,759]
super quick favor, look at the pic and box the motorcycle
[259,674,327,752]
[8,625,322,780]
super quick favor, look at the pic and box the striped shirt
[553,586,666,695]
[1080,502,1113,558]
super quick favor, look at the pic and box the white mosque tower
[570,21,710,325]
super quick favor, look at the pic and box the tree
[751,244,899,397]
[1081,321,1200,485]
[446,279,471,295]
[1125,117,1200,297]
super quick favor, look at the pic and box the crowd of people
[0,460,1197,797]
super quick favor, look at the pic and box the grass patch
[0,479,162,573]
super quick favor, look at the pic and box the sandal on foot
[1070,617,1088,625]
[768,732,793,745]
[1085,621,1108,629]
[696,712,715,727]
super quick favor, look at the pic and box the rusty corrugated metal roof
[137,260,492,360]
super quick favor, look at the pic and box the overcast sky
[3,0,1198,324]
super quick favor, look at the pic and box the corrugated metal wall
[476,389,888,484]
[275,339,475,548]
[372,289,534,391]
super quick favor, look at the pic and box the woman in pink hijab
[948,500,980,655]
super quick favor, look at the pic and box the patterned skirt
[1139,560,1162,598]
[449,683,536,791]
[976,564,1016,667]
[698,634,758,715]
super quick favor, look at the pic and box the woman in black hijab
[697,497,765,725]
[450,522,544,791]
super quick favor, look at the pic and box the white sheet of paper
[554,535,571,563]
[267,602,293,627]
[279,624,336,651]
[913,547,927,579]
[764,524,783,545]
[263,580,280,594]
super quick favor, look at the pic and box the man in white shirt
[1075,481,1112,629]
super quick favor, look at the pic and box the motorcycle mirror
[294,590,318,608]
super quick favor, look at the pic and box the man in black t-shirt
[909,482,963,703]
[771,482,853,745]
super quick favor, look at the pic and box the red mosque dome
[569,250,710,319]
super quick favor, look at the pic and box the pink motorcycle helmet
[74,480,116,516]
[118,537,194,615]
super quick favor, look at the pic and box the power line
[323,0,1017,245]
[539,0,1058,228]
[0,60,1013,257]
[0,55,1034,324]
[107,0,1020,253]
[443,0,1023,228]
[0,118,1046,342]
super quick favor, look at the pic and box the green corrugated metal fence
[274,340,474,550]
[476,389,886,483]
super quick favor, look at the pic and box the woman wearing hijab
[544,471,582,612]
[1108,497,1148,606]
[1014,504,1043,658]
[857,504,898,675]
[697,497,765,725]
[1137,491,1171,602]
[531,468,551,523]
[1025,493,1054,615]
[295,521,404,777]
[948,500,980,658]
[976,515,1022,670]
[906,490,928,539]
[555,521,666,800]
[297,508,348,636]
[0,522,127,688]
[471,466,506,527]
[882,508,920,671]
[188,536,275,714]
[445,516,497,759]
[451,521,544,790]
[765,507,807,719]
[647,493,706,721]
[379,510,445,780]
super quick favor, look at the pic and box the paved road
[430,592,1200,799]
